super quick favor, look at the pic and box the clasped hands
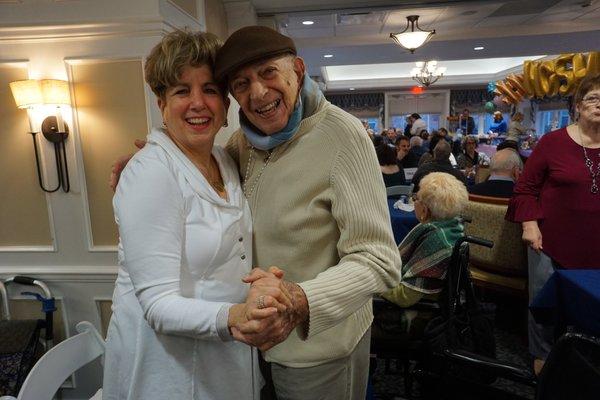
[228,267,308,351]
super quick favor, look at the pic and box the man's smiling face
[229,55,305,135]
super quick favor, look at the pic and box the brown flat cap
[215,26,296,82]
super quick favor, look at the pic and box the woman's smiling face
[159,64,228,152]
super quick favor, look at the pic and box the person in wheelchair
[380,172,469,337]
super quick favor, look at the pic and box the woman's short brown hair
[144,30,225,99]
[573,74,600,105]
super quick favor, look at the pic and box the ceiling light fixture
[390,15,435,53]
[302,20,314,25]
[324,54,333,58]
[474,46,485,51]
[410,61,446,87]
[349,87,355,91]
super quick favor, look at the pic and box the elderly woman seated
[378,172,468,335]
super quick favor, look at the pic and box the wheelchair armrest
[373,295,439,311]
[442,349,536,386]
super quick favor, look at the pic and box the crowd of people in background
[368,74,600,378]
[367,106,536,197]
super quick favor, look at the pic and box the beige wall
[71,60,149,247]
[97,300,113,339]
[205,0,228,40]
[0,65,53,247]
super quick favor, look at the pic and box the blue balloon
[487,81,497,94]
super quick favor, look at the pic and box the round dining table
[387,198,419,245]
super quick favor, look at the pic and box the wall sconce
[9,79,71,193]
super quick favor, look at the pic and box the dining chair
[386,183,414,197]
[463,194,528,298]
[0,321,104,400]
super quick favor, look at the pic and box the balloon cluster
[491,52,600,105]
[493,74,527,106]
[523,52,600,98]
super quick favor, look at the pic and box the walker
[0,276,56,396]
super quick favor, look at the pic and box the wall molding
[0,19,169,44]
[0,265,118,280]
[66,60,95,253]
[0,246,56,253]
[66,58,145,252]
[89,245,118,253]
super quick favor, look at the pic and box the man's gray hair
[433,140,451,161]
[409,136,422,148]
[491,149,523,173]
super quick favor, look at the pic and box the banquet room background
[1,0,599,398]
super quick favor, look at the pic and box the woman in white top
[103,30,289,400]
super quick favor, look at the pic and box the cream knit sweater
[226,96,401,367]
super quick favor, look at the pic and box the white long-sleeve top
[102,128,260,400]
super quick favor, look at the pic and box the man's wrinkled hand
[109,139,147,192]
[231,311,296,351]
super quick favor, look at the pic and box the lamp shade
[390,31,433,51]
[9,79,43,108]
[41,79,71,106]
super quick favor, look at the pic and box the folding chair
[1,321,104,400]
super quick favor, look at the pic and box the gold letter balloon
[494,52,600,105]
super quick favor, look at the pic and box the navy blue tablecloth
[529,270,600,336]
[387,198,419,245]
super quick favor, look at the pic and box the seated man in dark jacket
[468,149,522,198]
[411,140,466,192]
[402,136,426,169]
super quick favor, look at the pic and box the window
[535,109,571,136]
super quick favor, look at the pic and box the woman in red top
[506,74,600,373]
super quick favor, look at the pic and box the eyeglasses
[582,95,600,106]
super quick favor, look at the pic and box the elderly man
[216,26,400,399]
[411,140,466,192]
[469,149,522,198]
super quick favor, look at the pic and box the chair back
[475,166,491,184]
[536,333,600,400]
[15,321,104,400]
[463,194,527,277]
[387,184,414,197]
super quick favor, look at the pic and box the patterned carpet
[370,297,536,400]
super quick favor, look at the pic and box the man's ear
[293,56,306,83]
[513,166,522,181]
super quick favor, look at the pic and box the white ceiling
[226,0,600,90]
